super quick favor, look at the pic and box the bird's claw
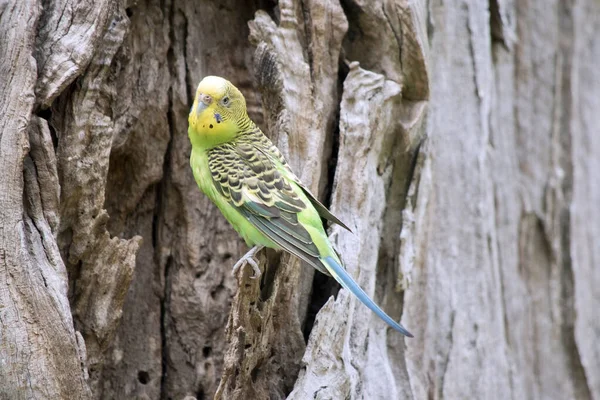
[232,245,264,279]
[232,256,261,279]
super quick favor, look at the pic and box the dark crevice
[159,255,173,399]
[69,259,82,306]
[137,370,150,384]
[302,59,348,341]
[151,184,161,249]
[303,271,340,342]
[339,0,365,49]
[298,0,315,87]
[488,0,503,43]
[22,163,52,288]
[181,11,193,111]
[258,0,279,25]
[36,107,59,149]
[159,2,179,395]
[259,250,281,303]
[250,359,263,383]
[155,126,173,399]
[322,57,348,218]
[49,122,58,149]
[403,138,425,206]
[36,106,51,121]
[488,0,510,48]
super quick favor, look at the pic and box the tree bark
[0,0,598,399]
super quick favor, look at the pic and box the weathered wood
[48,8,142,394]
[289,0,429,397]
[570,3,600,397]
[290,66,412,400]
[403,1,597,399]
[0,1,90,398]
[215,1,349,398]
[152,1,269,398]
[34,0,113,109]
[0,0,598,398]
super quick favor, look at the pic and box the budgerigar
[188,76,412,337]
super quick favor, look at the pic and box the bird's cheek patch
[198,111,216,130]
[195,108,235,138]
[206,113,223,129]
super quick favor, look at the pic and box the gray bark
[0,0,597,399]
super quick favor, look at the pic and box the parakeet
[188,75,413,337]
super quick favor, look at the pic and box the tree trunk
[0,0,598,399]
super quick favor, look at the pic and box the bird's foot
[232,245,264,279]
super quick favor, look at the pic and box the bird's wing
[295,182,352,232]
[207,142,331,275]
[252,137,352,232]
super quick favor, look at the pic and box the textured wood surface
[0,0,598,399]
[0,1,91,398]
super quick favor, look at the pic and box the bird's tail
[320,255,413,337]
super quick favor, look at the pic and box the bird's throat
[188,108,237,150]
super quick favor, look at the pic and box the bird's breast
[190,149,216,198]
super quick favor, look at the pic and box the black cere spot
[209,124,213,129]
[137,370,150,384]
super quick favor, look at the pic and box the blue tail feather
[323,256,413,337]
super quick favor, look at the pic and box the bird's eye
[222,97,230,106]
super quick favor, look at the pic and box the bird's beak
[195,93,212,114]
[196,101,207,114]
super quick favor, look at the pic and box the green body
[188,76,412,337]
[189,125,336,263]
[190,148,279,249]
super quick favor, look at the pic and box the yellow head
[188,76,248,149]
